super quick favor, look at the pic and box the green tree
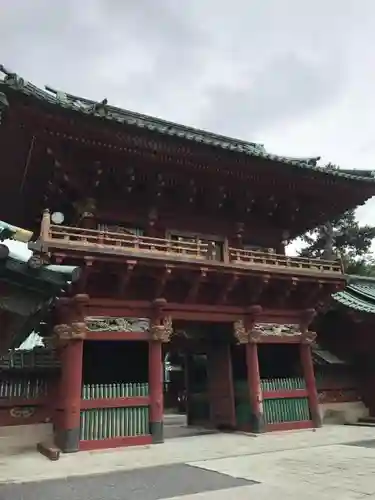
[298,164,375,275]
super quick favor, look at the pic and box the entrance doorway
[163,321,235,437]
[258,343,311,429]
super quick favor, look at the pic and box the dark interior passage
[82,340,148,385]
[258,343,302,378]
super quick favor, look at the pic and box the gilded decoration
[86,317,150,333]
[10,407,35,418]
[301,330,317,344]
[53,322,87,340]
[233,319,249,344]
[53,323,72,340]
[71,322,87,339]
[150,316,173,342]
[252,323,302,337]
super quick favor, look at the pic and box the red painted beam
[86,331,150,341]
[266,420,313,432]
[263,389,308,399]
[80,397,150,410]
[0,407,51,426]
[0,397,48,408]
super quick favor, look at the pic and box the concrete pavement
[1,425,375,498]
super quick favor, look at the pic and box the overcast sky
[1,0,375,236]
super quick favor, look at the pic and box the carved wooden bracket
[233,305,263,344]
[233,319,248,344]
[150,298,173,342]
[54,322,87,341]
[301,330,317,344]
[299,308,316,333]
[53,294,89,343]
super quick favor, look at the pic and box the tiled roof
[333,276,375,314]
[1,64,375,183]
[312,344,345,365]
[0,220,81,349]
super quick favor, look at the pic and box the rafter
[276,277,298,307]
[248,274,270,304]
[74,257,94,293]
[217,273,239,305]
[305,281,323,307]
[185,268,208,304]
[154,265,173,299]
[118,260,137,296]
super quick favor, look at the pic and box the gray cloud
[200,51,345,137]
[1,0,374,165]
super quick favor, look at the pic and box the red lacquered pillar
[56,339,84,452]
[246,341,264,433]
[300,341,322,428]
[149,340,164,443]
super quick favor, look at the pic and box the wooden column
[234,305,264,433]
[149,340,164,443]
[246,341,264,432]
[149,299,173,443]
[300,341,321,428]
[57,340,84,452]
[300,309,321,428]
[54,294,88,452]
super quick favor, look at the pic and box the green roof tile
[333,276,375,314]
[1,64,375,183]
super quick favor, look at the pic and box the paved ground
[0,464,255,500]
[2,425,375,498]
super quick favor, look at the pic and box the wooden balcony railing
[39,212,343,275]
[45,224,210,260]
[228,247,342,273]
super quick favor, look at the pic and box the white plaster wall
[319,401,369,425]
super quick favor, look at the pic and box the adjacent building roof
[1,64,375,183]
[0,223,81,350]
[333,275,375,314]
[312,344,346,365]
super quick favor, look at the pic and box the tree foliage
[298,164,375,276]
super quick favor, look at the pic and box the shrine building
[1,64,375,454]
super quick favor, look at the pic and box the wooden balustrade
[48,224,209,259]
[228,247,342,273]
[41,223,343,275]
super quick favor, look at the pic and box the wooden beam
[217,273,239,304]
[185,268,208,304]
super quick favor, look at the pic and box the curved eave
[2,65,375,184]
[333,283,375,314]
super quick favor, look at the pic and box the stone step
[358,416,375,424]
[345,422,375,428]
[164,413,187,426]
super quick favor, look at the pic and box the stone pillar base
[250,412,265,433]
[149,421,164,443]
[55,427,80,453]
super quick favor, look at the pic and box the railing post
[40,209,51,241]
